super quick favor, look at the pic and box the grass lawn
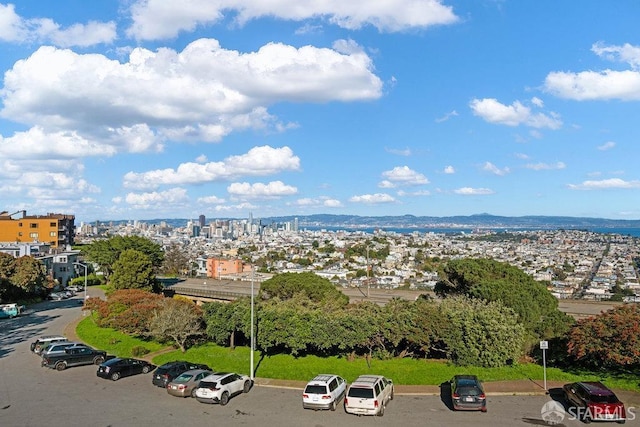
[76,317,640,392]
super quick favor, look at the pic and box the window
[18,222,22,227]
[29,232,38,239]
[50,222,56,227]
[18,232,22,236]
[50,231,57,237]
[30,223,38,228]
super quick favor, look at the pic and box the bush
[131,346,150,357]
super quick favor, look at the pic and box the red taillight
[162,374,170,378]
[302,394,308,398]
[479,393,486,399]
[452,393,460,398]
[344,397,348,405]
[321,395,331,400]
[178,385,186,390]
[374,400,379,408]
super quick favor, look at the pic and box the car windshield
[174,374,193,383]
[304,385,327,394]
[348,387,374,399]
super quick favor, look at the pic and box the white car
[194,372,252,406]
[302,374,347,411]
[344,375,394,416]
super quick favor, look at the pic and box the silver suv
[30,335,68,354]
[40,342,89,358]
[344,375,394,416]
[302,374,347,411]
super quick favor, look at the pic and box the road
[0,295,636,426]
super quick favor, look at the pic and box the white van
[344,375,394,416]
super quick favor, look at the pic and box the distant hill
[101,213,640,230]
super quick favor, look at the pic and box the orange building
[0,211,75,249]
[206,257,244,278]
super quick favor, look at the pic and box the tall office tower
[294,217,299,232]
[199,214,205,228]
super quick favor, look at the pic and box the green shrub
[131,346,150,357]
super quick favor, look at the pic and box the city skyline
[1,1,640,224]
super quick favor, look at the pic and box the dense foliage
[109,249,158,292]
[259,271,349,306]
[0,252,49,301]
[82,236,164,278]
[567,304,640,369]
[435,258,574,344]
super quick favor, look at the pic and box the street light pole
[250,265,255,380]
[73,262,88,301]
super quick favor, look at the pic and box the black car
[450,375,487,412]
[152,361,211,387]
[97,357,155,381]
[42,347,107,371]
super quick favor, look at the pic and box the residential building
[0,210,75,249]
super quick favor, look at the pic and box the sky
[1,1,640,224]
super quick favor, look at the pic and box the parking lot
[0,296,635,426]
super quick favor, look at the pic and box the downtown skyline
[1,1,640,224]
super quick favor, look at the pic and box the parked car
[47,292,67,301]
[167,369,213,398]
[152,361,211,388]
[97,357,155,381]
[302,374,347,411]
[42,347,107,371]
[194,372,252,405]
[450,375,487,412]
[563,381,626,424]
[0,303,23,319]
[344,375,394,416]
[40,342,90,358]
[30,335,68,354]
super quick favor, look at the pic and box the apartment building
[0,210,75,249]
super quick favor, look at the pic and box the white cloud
[544,69,640,101]
[567,178,640,190]
[124,188,190,208]
[481,161,510,176]
[123,146,300,190]
[291,197,343,208]
[591,42,640,70]
[349,193,396,204]
[380,166,429,187]
[1,40,381,149]
[197,195,226,204]
[126,0,459,40]
[525,162,566,171]
[597,141,616,151]
[454,187,494,195]
[227,181,298,199]
[469,98,562,129]
[397,189,430,196]
[385,147,412,156]
[0,3,115,46]
[443,165,455,174]
[435,110,458,123]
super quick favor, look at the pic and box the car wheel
[94,356,105,365]
[584,413,592,424]
[55,362,67,371]
[390,389,394,400]
[111,372,121,381]
[330,399,337,411]
[142,365,151,374]
[190,388,198,398]
[243,380,251,393]
[377,404,385,417]
[220,391,229,406]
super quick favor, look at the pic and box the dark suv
[563,381,626,424]
[152,361,211,387]
[450,375,487,412]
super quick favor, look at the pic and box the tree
[438,296,526,367]
[83,236,164,278]
[148,298,204,352]
[160,243,189,276]
[259,272,349,306]
[203,299,250,349]
[84,288,164,335]
[0,252,16,301]
[567,304,640,369]
[12,256,47,295]
[435,258,573,341]
[110,249,157,291]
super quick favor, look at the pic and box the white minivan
[344,375,394,416]
[302,374,347,411]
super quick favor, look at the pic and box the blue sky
[1,1,640,224]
